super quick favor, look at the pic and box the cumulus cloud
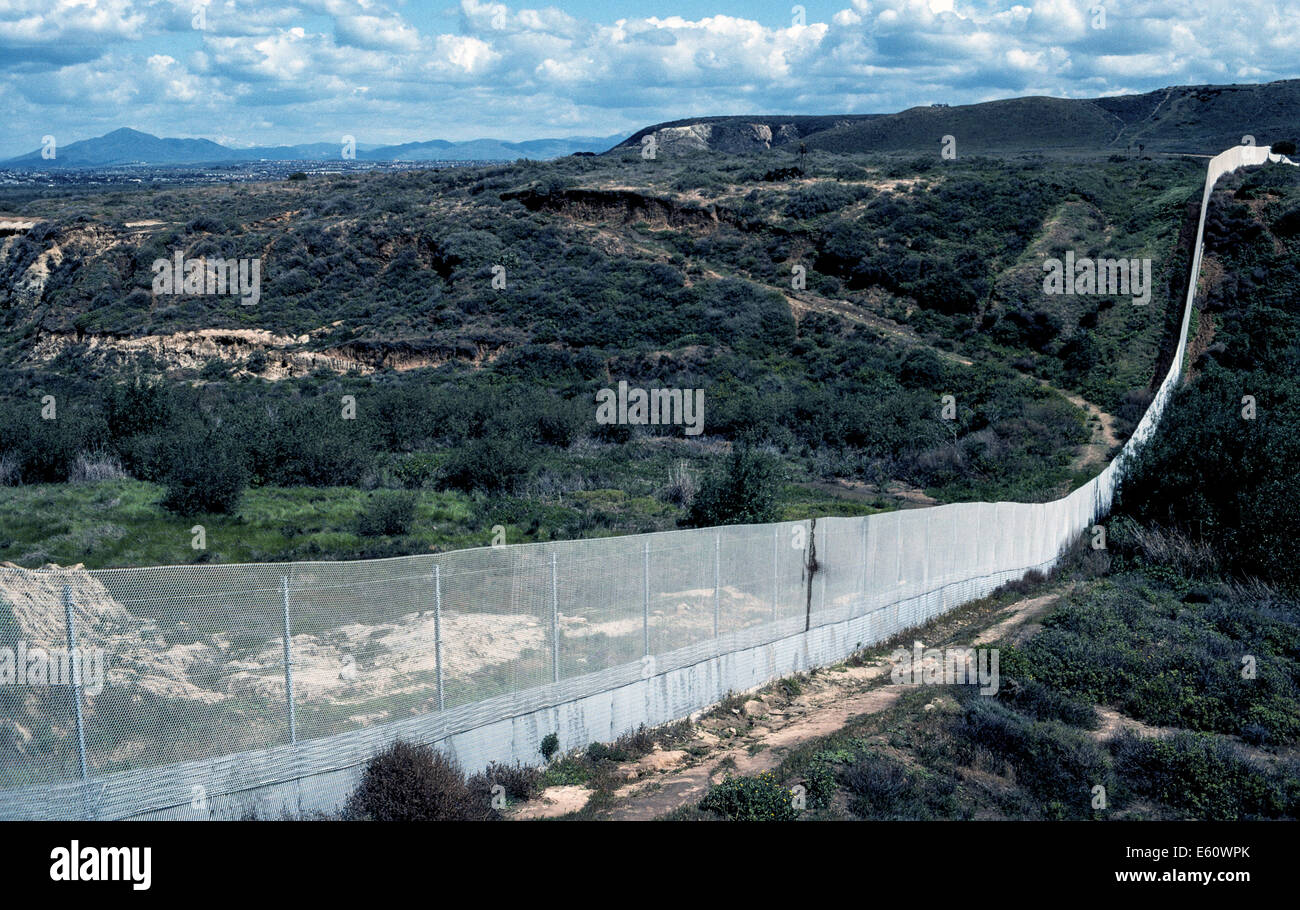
[334,14,424,52]
[0,0,1294,154]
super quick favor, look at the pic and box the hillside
[615,79,1300,158]
[0,138,1214,568]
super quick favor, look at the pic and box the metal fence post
[551,552,560,683]
[860,518,869,618]
[951,507,960,606]
[280,575,297,744]
[434,564,444,712]
[713,531,721,638]
[895,511,904,587]
[819,522,828,617]
[62,585,88,782]
[772,525,779,623]
[642,539,650,657]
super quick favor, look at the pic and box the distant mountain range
[615,78,1300,157]
[1,127,625,168]
[11,77,1300,169]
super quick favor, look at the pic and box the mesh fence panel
[437,545,554,708]
[0,568,83,788]
[556,537,644,680]
[284,557,442,743]
[87,564,291,776]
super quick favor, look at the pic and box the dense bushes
[809,168,1065,315]
[954,698,1113,816]
[1119,166,1300,587]
[1112,731,1300,820]
[357,491,417,536]
[345,741,483,821]
[439,438,534,495]
[783,183,870,219]
[699,772,798,820]
[344,740,540,821]
[0,151,1196,524]
[1119,367,1300,584]
[842,751,961,820]
[996,571,1300,745]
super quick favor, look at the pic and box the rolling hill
[614,79,1300,157]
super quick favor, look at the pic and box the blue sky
[2,1,1297,158]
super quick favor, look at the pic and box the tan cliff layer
[23,329,505,378]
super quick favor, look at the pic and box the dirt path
[606,680,907,820]
[1092,707,1178,742]
[514,587,1064,821]
[972,592,1062,647]
[785,286,1123,474]
[1025,376,1120,471]
[1060,388,1121,469]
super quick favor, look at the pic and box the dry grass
[69,451,128,484]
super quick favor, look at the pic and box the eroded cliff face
[0,218,509,379]
[632,120,806,156]
[501,186,735,230]
[20,327,507,378]
[1,220,149,329]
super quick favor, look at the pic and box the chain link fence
[0,144,1288,819]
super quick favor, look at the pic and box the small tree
[683,444,781,528]
[439,438,534,495]
[160,428,247,516]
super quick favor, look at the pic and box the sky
[1,0,1297,157]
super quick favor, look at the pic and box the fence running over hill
[0,143,1289,820]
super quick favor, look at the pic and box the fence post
[860,518,868,618]
[772,525,779,624]
[551,552,560,683]
[895,511,904,587]
[713,531,721,639]
[280,575,297,744]
[642,539,650,657]
[950,507,959,608]
[62,585,88,783]
[434,564,444,712]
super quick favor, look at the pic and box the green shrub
[1113,731,1299,820]
[440,438,534,494]
[539,732,559,761]
[996,678,1099,729]
[357,490,417,536]
[614,724,657,760]
[160,429,247,516]
[802,762,837,810]
[955,698,1112,816]
[585,741,631,764]
[540,755,590,787]
[345,740,492,821]
[683,444,781,528]
[842,751,962,819]
[467,761,542,806]
[699,772,798,821]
